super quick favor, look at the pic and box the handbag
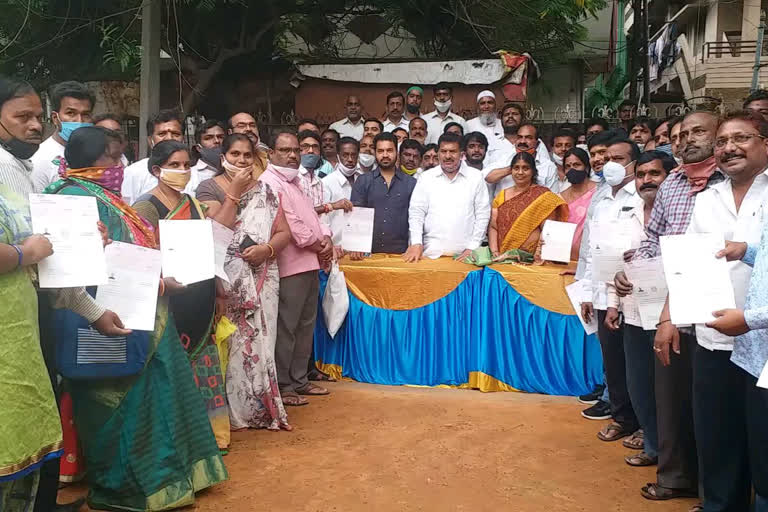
[54,289,151,379]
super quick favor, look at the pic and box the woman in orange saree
[488,152,569,261]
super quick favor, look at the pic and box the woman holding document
[200,133,294,430]
[46,127,227,511]
[133,140,232,451]
[488,152,569,261]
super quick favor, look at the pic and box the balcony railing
[701,40,768,62]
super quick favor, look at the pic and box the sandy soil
[62,381,697,511]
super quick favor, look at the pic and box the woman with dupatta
[45,126,227,511]
[200,133,292,430]
[132,140,231,452]
[559,148,597,261]
[488,152,569,262]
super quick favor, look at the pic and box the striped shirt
[0,145,105,322]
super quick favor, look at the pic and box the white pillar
[743,0,761,41]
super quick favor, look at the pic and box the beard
[503,124,518,135]
[406,104,420,114]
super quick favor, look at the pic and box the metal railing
[701,40,768,62]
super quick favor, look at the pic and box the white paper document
[590,220,633,283]
[211,221,234,283]
[29,194,108,288]
[565,280,598,335]
[660,233,736,325]
[341,207,375,253]
[159,219,215,285]
[623,257,668,330]
[541,220,577,263]
[95,241,162,331]
[757,360,768,389]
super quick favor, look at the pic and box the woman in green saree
[45,126,227,511]
[132,141,231,451]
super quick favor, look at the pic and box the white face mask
[674,155,683,166]
[358,153,375,168]
[271,164,300,182]
[434,99,452,113]
[602,160,633,187]
[551,153,564,167]
[576,144,589,152]
[337,161,359,177]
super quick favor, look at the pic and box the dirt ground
[63,381,697,512]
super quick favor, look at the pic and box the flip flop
[308,369,337,382]
[297,383,330,396]
[622,429,644,450]
[282,392,309,406]
[641,483,698,501]
[625,452,657,467]
[597,422,633,442]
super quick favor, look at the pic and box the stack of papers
[159,219,216,285]
[541,220,577,263]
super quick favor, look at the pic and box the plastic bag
[214,315,237,378]
[322,262,349,338]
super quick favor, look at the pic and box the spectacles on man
[714,133,766,148]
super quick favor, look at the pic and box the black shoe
[578,384,606,405]
[581,400,611,420]
[54,497,86,512]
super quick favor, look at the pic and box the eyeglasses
[300,143,320,151]
[714,133,766,148]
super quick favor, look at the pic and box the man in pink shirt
[260,132,334,406]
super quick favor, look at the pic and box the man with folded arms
[404,133,489,262]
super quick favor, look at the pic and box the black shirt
[350,168,416,254]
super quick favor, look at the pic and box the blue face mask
[655,143,673,156]
[59,121,93,142]
[301,153,322,170]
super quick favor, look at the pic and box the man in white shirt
[322,136,360,251]
[31,81,94,192]
[423,83,467,145]
[404,132,490,262]
[382,91,409,133]
[466,90,503,143]
[186,119,225,196]
[329,95,365,140]
[683,112,768,511]
[483,123,558,193]
[485,102,551,166]
[550,128,577,194]
[121,109,184,205]
[580,139,642,444]
[404,86,424,121]
[408,117,428,146]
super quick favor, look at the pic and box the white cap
[476,90,495,102]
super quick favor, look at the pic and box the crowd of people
[1,73,768,512]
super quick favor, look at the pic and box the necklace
[156,186,182,210]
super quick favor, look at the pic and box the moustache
[639,184,658,191]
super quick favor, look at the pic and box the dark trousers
[693,345,750,512]
[623,324,658,457]
[276,271,319,394]
[655,332,698,490]
[597,310,638,430]
[745,371,768,507]
[34,293,60,512]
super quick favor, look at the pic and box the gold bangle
[266,243,275,258]
[226,193,239,204]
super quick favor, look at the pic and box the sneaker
[581,400,611,420]
[578,384,606,405]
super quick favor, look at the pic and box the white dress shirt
[121,157,157,206]
[30,136,65,193]
[686,170,768,351]
[582,179,643,310]
[486,136,552,167]
[606,199,648,327]
[185,159,219,197]
[322,169,361,245]
[466,116,504,142]
[329,117,365,140]
[382,116,410,133]
[423,111,468,145]
[408,165,490,257]
[487,151,559,194]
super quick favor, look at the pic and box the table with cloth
[313,255,602,396]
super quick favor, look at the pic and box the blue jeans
[623,324,658,457]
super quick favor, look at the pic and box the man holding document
[579,138,642,445]
[604,150,674,468]
[350,132,416,258]
[260,132,334,405]
[672,111,768,511]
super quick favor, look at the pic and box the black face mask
[406,103,420,114]
[0,120,39,160]
[198,146,223,171]
[565,168,588,184]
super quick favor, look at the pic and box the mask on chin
[551,153,564,167]
[271,164,300,182]
[0,120,39,159]
[337,161,359,177]
[434,99,452,113]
